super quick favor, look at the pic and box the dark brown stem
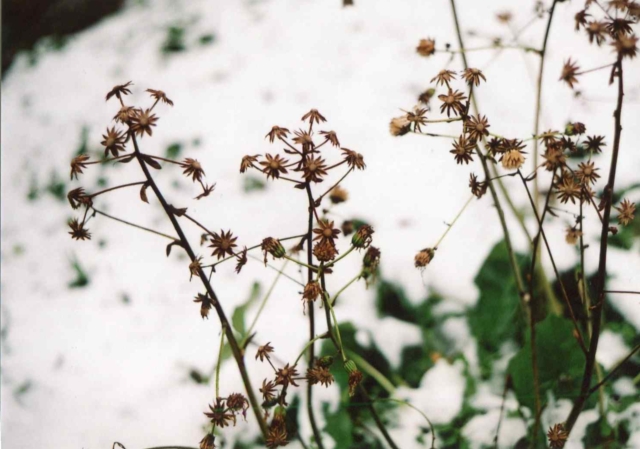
[565,54,624,434]
[493,375,511,448]
[129,134,269,439]
[587,343,640,396]
[89,181,146,198]
[604,290,640,295]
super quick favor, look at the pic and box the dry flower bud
[414,248,435,268]
[565,227,583,245]
[416,38,436,57]
[262,237,286,265]
[351,224,374,248]
[547,423,568,448]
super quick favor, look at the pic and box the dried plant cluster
[390,0,639,447]
[67,1,640,448]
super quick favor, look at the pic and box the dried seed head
[585,135,606,153]
[464,115,490,141]
[303,281,323,303]
[193,293,213,319]
[101,127,126,157]
[414,248,435,268]
[260,379,277,402]
[301,109,327,125]
[615,199,636,226]
[341,148,366,170]
[113,105,138,124]
[180,158,205,182]
[450,134,475,165]
[501,149,526,170]
[67,187,91,210]
[351,224,374,248]
[319,130,340,147]
[565,227,583,245]
[306,366,335,387]
[556,175,582,204]
[226,393,249,414]
[461,68,486,86]
[406,106,429,132]
[431,69,456,86]
[256,342,275,362]
[275,364,299,387]
[235,247,248,274]
[259,154,289,180]
[416,38,436,57]
[204,398,235,428]
[106,81,133,102]
[199,433,216,449]
[146,89,174,106]
[547,423,568,449]
[70,155,90,180]
[265,126,290,143]
[469,173,488,199]
[240,155,259,173]
[560,59,580,89]
[576,161,600,185]
[542,144,566,171]
[329,186,349,204]
[189,256,203,281]
[68,218,91,241]
[209,230,238,260]
[300,154,328,183]
[586,21,608,45]
[418,88,436,105]
[313,239,338,262]
[565,122,586,135]
[261,237,286,265]
[313,219,341,245]
[130,109,159,138]
[438,89,467,117]
[612,33,638,58]
[575,10,590,30]
[389,115,411,136]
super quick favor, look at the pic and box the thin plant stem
[604,290,640,295]
[91,208,178,241]
[434,195,473,249]
[203,234,307,269]
[294,334,328,367]
[358,386,401,449]
[315,167,353,203]
[329,271,362,307]
[576,62,616,76]
[283,255,318,272]
[215,324,226,398]
[588,343,640,396]
[243,260,289,346]
[325,245,356,269]
[144,154,182,165]
[130,134,269,439]
[565,55,625,434]
[325,292,346,361]
[88,181,146,198]
[246,253,305,287]
[377,398,436,449]
[493,375,510,448]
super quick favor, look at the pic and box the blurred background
[2,0,639,448]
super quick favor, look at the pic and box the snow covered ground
[2,0,639,448]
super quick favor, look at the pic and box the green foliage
[322,402,353,449]
[231,282,261,338]
[162,26,187,53]
[583,417,622,448]
[68,258,90,289]
[285,396,301,441]
[469,240,526,378]
[243,176,266,193]
[376,280,416,323]
[165,142,183,159]
[507,314,585,411]
[46,171,67,202]
[199,34,216,45]
[609,216,640,251]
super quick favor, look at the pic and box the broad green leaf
[322,402,353,449]
[375,280,417,323]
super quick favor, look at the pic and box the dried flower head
[542,144,566,171]
[303,281,323,303]
[612,33,638,58]
[502,149,526,170]
[313,219,341,245]
[556,175,582,204]
[131,108,159,138]
[319,130,340,147]
[235,247,248,274]
[301,155,328,182]
[67,187,91,210]
[341,148,366,170]
[565,227,583,245]
[261,237,286,264]
[240,155,259,173]
[586,21,608,45]
[260,379,278,402]
[406,107,429,132]
[547,423,568,449]
[414,248,435,268]
[113,105,138,124]
[450,134,475,165]
[462,68,486,86]
[465,115,490,141]
[351,224,374,248]
[189,256,203,281]
[606,18,634,38]
[101,127,126,157]
[575,10,590,30]
[70,154,90,180]
[180,158,205,182]
[106,81,133,102]
[576,161,600,185]
[265,126,290,143]
[438,89,467,117]
[293,129,314,148]
[205,398,235,428]
[226,393,249,416]
[615,199,636,226]
[146,89,174,106]
[260,154,289,180]
[431,70,456,86]
[193,293,213,319]
[418,88,436,105]
[313,239,338,262]
[416,38,436,57]
[566,122,586,135]
[256,342,275,362]
[469,173,488,198]
[209,229,238,260]
[390,115,411,136]
[329,186,349,204]
[307,366,335,387]
[584,135,605,153]
[275,364,299,387]
[301,109,326,125]
[68,218,91,241]
[560,59,580,89]
[266,426,288,448]
[199,433,216,449]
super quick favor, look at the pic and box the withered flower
[180,158,205,182]
[612,34,638,58]
[307,366,334,387]
[260,154,289,180]
[438,89,467,117]
[240,155,259,173]
[195,183,216,200]
[450,134,475,165]
[105,81,133,102]
[313,219,341,245]
[351,224,374,248]
[615,199,636,226]
[344,360,363,397]
[341,148,366,170]
[462,68,486,86]
[542,144,566,171]
[464,115,490,141]
[261,237,286,264]
[193,293,213,319]
[226,393,249,417]
[266,426,288,448]
[414,248,435,268]
[146,89,174,106]
[275,364,299,387]
[547,423,568,449]
[301,155,328,182]
[418,88,436,105]
[265,126,290,143]
[341,220,354,236]
[586,21,608,45]
[566,122,586,135]
[469,173,487,199]
[406,107,429,132]
[68,218,91,241]
[541,130,560,146]
[113,105,138,124]
[431,70,456,86]
[101,127,126,157]
[496,11,512,23]
[260,379,278,402]
[575,10,590,30]
[329,186,349,204]
[189,256,203,281]
[606,18,634,38]
[130,108,159,138]
[561,136,577,153]
[303,281,323,303]
[205,398,235,428]
[560,59,580,89]
[565,227,583,245]
[416,38,436,57]
[576,161,600,185]
[487,137,504,157]
[313,240,338,262]
[502,149,525,170]
[301,109,326,125]
[556,176,582,204]
[319,130,340,147]
[209,229,238,260]
[389,115,411,136]
[256,342,275,362]
[235,247,248,274]
[67,187,91,210]
[585,135,605,153]
[199,434,216,449]
[70,154,90,180]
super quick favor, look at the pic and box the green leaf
[68,258,90,288]
[46,171,66,202]
[398,345,433,387]
[322,402,353,449]
[375,280,417,323]
[507,314,585,411]
[165,142,183,159]
[231,282,261,337]
[285,395,301,440]
[162,25,186,53]
[243,176,266,193]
